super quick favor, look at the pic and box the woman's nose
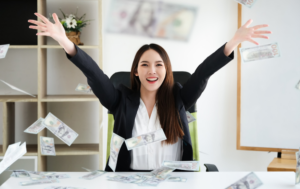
[148,65,156,74]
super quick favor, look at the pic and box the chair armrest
[204,164,219,172]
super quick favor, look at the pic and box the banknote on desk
[125,128,167,150]
[43,112,79,146]
[225,172,263,189]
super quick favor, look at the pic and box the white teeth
[147,78,158,81]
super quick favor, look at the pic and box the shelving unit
[1,0,103,171]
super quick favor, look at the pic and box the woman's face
[135,49,166,93]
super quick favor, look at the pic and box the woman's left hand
[224,19,272,56]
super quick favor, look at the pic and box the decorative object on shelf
[50,8,92,45]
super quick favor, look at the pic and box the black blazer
[66,43,234,172]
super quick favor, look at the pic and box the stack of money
[239,43,280,63]
[151,166,175,180]
[296,150,300,184]
[225,172,263,189]
[109,133,125,172]
[125,128,167,151]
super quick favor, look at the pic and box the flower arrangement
[57,8,92,33]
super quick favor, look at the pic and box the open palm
[28,13,66,43]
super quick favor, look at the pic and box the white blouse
[130,98,182,170]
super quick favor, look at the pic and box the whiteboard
[238,0,300,151]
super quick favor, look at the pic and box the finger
[252,34,269,39]
[243,19,253,28]
[36,32,50,36]
[252,24,269,30]
[34,13,49,24]
[28,20,46,27]
[53,13,60,24]
[29,25,47,32]
[254,30,272,34]
[248,38,259,45]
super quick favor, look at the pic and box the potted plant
[50,8,92,45]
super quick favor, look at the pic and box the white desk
[0,172,297,189]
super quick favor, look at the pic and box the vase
[66,31,84,45]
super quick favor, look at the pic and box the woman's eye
[157,64,162,66]
[142,64,147,66]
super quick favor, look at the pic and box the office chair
[106,71,219,172]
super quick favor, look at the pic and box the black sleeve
[66,44,121,113]
[180,43,234,110]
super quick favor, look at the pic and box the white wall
[0,0,277,172]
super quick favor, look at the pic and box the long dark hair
[130,44,184,144]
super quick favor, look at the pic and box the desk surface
[0,172,297,189]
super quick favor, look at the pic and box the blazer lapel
[125,91,140,139]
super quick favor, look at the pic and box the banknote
[297,152,300,167]
[10,169,30,178]
[166,176,187,182]
[186,111,196,123]
[75,83,92,93]
[234,0,257,8]
[43,112,79,146]
[125,128,167,151]
[24,118,45,134]
[31,174,70,181]
[138,177,163,187]
[107,175,136,183]
[40,136,56,156]
[109,133,125,172]
[240,43,280,63]
[128,174,147,184]
[151,166,175,179]
[45,187,86,189]
[162,160,200,171]
[20,179,59,186]
[80,170,106,180]
[225,172,263,189]
[0,80,36,97]
[296,167,300,185]
[0,44,10,59]
[296,81,300,90]
[0,142,27,174]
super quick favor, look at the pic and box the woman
[28,13,271,172]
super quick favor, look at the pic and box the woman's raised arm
[28,13,76,56]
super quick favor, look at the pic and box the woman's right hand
[28,13,66,43]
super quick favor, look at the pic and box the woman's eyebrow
[140,60,164,63]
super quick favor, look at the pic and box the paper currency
[40,136,56,156]
[75,83,92,93]
[296,151,300,184]
[166,177,187,182]
[31,174,70,181]
[24,118,45,134]
[19,179,59,186]
[240,43,280,63]
[186,111,196,123]
[139,177,163,187]
[0,142,27,174]
[80,170,106,180]
[43,112,79,146]
[162,160,200,171]
[296,81,300,90]
[125,128,167,151]
[107,175,136,183]
[109,133,125,172]
[0,80,36,97]
[234,0,257,8]
[225,172,263,189]
[45,187,86,189]
[10,169,51,178]
[151,166,175,179]
[0,44,10,59]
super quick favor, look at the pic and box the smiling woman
[28,12,271,172]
